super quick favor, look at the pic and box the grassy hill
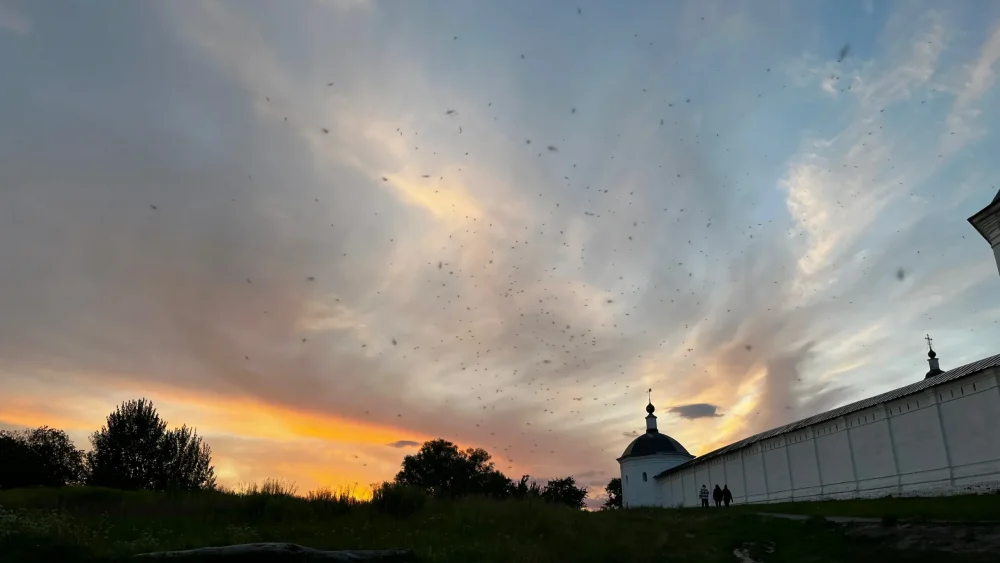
[2,486,1000,562]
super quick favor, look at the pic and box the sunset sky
[2,0,999,507]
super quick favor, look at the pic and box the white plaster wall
[940,381,1000,466]
[815,428,853,486]
[763,445,792,501]
[743,450,766,501]
[788,439,821,496]
[620,453,690,508]
[708,461,726,491]
[724,456,745,499]
[651,366,1000,507]
[888,402,947,474]
[670,474,684,507]
[847,412,896,483]
[682,470,696,507]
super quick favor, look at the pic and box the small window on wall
[625,475,628,484]
[642,472,647,482]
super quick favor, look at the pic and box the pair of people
[699,484,733,507]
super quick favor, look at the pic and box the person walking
[722,484,733,508]
[713,484,723,507]
[699,484,709,508]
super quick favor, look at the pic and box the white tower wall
[620,453,691,508]
[968,192,1000,276]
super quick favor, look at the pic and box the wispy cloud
[0,1,30,35]
[942,22,1000,154]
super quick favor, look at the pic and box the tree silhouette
[86,398,215,491]
[0,427,85,489]
[394,439,589,508]
[155,425,216,491]
[87,398,167,489]
[395,439,511,498]
[540,476,588,509]
[509,474,543,500]
[601,477,622,510]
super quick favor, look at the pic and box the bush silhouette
[510,475,543,500]
[371,481,428,517]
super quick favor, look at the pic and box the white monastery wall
[708,459,726,495]
[657,366,1000,507]
[742,448,766,502]
[814,424,853,490]
[762,440,792,500]
[670,474,685,507]
[787,432,821,498]
[723,455,745,499]
[938,375,1000,488]
[681,470,696,506]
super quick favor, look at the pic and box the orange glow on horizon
[0,372,435,495]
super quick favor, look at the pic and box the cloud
[386,440,420,449]
[317,0,372,11]
[0,1,30,35]
[941,22,1000,155]
[667,403,723,420]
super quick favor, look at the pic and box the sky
[1,0,1000,508]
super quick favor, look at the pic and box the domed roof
[618,430,691,461]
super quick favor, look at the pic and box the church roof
[654,352,1000,480]
[618,430,692,461]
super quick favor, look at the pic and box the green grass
[1,487,999,562]
[728,493,1000,522]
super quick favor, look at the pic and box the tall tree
[86,398,215,491]
[601,477,622,510]
[155,425,217,491]
[541,476,588,509]
[0,427,85,489]
[87,398,166,490]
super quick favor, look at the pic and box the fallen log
[133,542,415,562]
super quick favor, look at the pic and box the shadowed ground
[2,487,1000,562]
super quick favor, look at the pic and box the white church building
[619,190,1000,508]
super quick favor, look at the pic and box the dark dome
[928,349,937,359]
[618,430,691,460]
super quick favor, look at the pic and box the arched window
[642,472,647,482]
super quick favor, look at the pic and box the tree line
[0,399,215,491]
[392,438,588,508]
[1,398,598,509]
